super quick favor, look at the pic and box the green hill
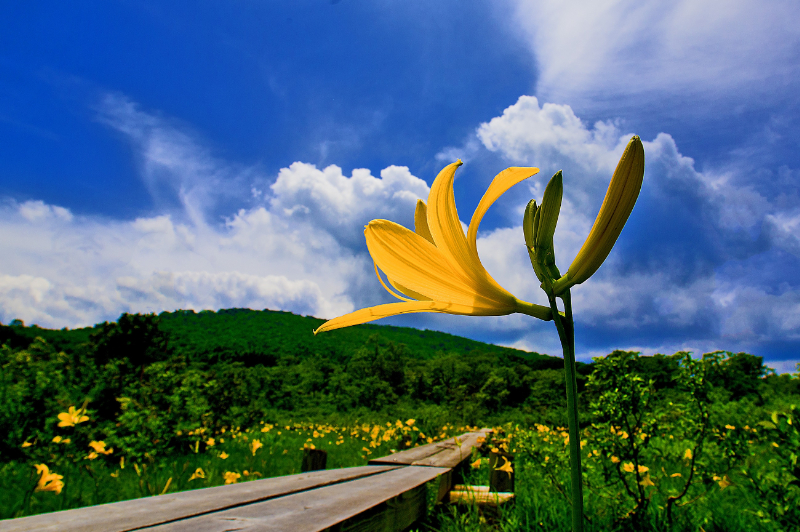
[156,307,559,367]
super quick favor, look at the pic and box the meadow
[1,310,798,530]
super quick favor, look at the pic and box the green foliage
[1,309,798,530]
[0,310,566,464]
[508,350,800,531]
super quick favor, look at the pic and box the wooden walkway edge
[0,430,491,532]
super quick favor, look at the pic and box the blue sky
[2,0,800,372]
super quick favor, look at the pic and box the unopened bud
[536,171,562,253]
[553,136,645,294]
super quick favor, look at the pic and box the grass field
[5,413,798,532]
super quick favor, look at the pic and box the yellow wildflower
[57,406,89,427]
[88,441,113,455]
[247,439,261,455]
[725,424,735,430]
[611,456,620,464]
[496,456,514,477]
[219,452,229,459]
[470,458,483,469]
[314,162,552,334]
[684,448,693,460]
[34,464,64,494]
[223,471,240,485]
[206,438,215,447]
[21,440,33,448]
[189,468,205,481]
[639,474,655,488]
[621,462,649,474]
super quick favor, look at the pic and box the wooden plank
[368,440,453,465]
[411,430,491,468]
[0,465,399,532]
[369,429,491,468]
[146,465,448,532]
[449,486,514,506]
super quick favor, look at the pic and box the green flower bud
[553,136,645,295]
[523,199,537,249]
[536,170,563,253]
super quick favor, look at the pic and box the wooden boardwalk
[1,429,491,532]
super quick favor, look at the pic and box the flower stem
[547,289,584,532]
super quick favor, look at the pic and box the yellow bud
[553,136,644,294]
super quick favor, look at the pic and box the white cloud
[455,95,800,368]
[270,162,429,246]
[18,200,73,223]
[765,209,800,256]
[510,0,800,113]
[4,91,799,373]
[0,94,432,329]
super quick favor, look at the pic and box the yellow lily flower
[639,473,656,488]
[88,440,113,455]
[250,439,263,456]
[496,456,514,476]
[315,161,552,333]
[34,464,64,494]
[57,405,89,427]
[223,471,240,484]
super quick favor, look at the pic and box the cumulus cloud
[270,162,429,247]
[510,0,800,113]
[3,90,798,372]
[446,95,800,367]
[0,95,430,329]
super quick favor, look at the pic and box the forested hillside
[1,309,795,464]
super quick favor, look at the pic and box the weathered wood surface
[145,465,448,532]
[369,429,491,468]
[0,465,399,532]
[449,485,514,506]
[3,428,493,532]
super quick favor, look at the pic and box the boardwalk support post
[301,448,328,472]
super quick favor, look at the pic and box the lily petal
[388,277,432,301]
[426,161,482,281]
[414,200,435,244]
[366,220,513,308]
[314,300,510,334]
[466,166,539,256]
